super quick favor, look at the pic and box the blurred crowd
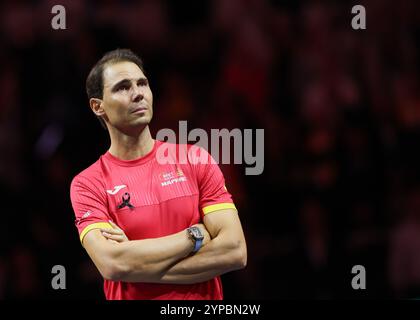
[0,0,419,299]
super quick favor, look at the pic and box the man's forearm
[151,233,247,284]
[107,229,193,282]
[98,210,247,284]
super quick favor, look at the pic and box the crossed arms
[82,208,247,284]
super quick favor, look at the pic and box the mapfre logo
[159,168,187,187]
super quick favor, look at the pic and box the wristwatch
[187,226,204,253]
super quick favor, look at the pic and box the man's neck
[108,125,155,160]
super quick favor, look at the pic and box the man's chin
[135,118,151,126]
[130,113,151,124]
[109,114,152,133]
[129,118,152,132]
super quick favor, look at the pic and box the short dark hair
[86,48,146,129]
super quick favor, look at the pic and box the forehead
[103,61,145,87]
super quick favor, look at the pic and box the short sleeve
[70,174,112,245]
[188,145,237,218]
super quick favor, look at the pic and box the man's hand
[100,220,129,243]
[101,221,211,248]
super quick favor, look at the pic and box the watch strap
[193,237,203,253]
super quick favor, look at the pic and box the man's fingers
[101,222,129,242]
[102,232,125,242]
[100,228,122,235]
[102,231,120,238]
[108,220,121,230]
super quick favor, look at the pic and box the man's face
[100,61,153,131]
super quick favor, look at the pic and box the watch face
[190,227,204,240]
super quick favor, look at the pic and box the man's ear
[89,98,105,117]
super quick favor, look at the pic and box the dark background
[0,0,419,299]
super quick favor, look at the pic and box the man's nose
[132,85,144,102]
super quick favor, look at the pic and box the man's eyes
[116,80,148,91]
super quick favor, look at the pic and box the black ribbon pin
[117,192,134,209]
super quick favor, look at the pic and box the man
[70,48,247,300]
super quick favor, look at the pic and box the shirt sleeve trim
[202,203,237,215]
[80,222,112,244]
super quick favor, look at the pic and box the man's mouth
[131,106,148,114]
